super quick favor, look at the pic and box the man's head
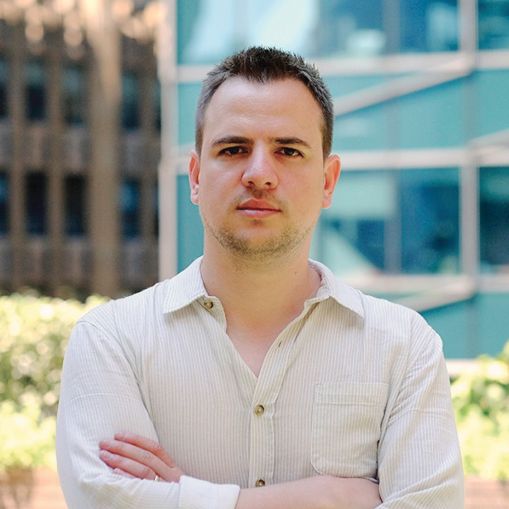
[195,46,334,158]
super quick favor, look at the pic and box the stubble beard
[204,217,313,263]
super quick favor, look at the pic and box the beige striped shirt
[56,257,464,508]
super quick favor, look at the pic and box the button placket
[247,327,301,488]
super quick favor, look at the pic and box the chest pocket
[311,382,388,478]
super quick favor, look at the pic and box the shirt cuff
[178,475,240,509]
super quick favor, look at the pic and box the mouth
[236,199,281,217]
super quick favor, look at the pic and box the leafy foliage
[452,341,509,480]
[0,293,105,418]
[0,293,105,470]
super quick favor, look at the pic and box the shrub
[0,399,56,473]
[0,293,105,418]
[452,341,509,480]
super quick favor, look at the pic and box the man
[57,47,464,508]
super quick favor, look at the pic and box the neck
[200,243,321,333]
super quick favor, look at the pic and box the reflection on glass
[25,172,47,234]
[63,66,86,125]
[121,178,141,238]
[480,167,509,272]
[478,0,509,50]
[319,168,459,276]
[25,61,46,121]
[0,172,7,234]
[122,72,140,131]
[178,0,317,63]
[400,0,458,53]
[65,175,86,236]
[0,58,7,118]
[178,0,458,63]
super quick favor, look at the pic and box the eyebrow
[211,136,311,149]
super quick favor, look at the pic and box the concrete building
[0,0,161,297]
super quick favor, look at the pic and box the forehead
[201,77,324,145]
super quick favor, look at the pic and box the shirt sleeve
[376,314,464,507]
[56,315,240,509]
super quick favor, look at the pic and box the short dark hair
[195,46,334,158]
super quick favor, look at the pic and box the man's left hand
[99,432,184,482]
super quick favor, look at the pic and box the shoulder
[314,260,440,352]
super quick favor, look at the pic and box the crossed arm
[98,432,382,509]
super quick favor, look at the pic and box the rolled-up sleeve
[56,315,240,509]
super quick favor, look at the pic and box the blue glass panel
[178,83,201,147]
[25,172,47,234]
[478,0,509,50]
[177,174,203,270]
[399,168,460,273]
[396,78,466,148]
[121,179,141,238]
[422,292,509,358]
[317,168,459,276]
[480,167,509,273]
[122,72,140,131]
[63,66,85,125]
[400,0,458,53]
[25,61,46,121]
[325,74,392,99]
[65,175,86,236]
[476,70,509,138]
[333,105,390,151]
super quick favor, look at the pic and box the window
[65,175,86,236]
[25,172,47,234]
[121,178,140,238]
[400,0,458,53]
[480,167,509,272]
[318,168,460,275]
[0,172,8,234]
[478,0,509,50]
[63,66,86,125]
[122,72,140,131]
[0,58,7,119]
[25,61,46,121]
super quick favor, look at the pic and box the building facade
[158,0,509,358]
[0,0,161,297]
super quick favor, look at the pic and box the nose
[241,147,278,190]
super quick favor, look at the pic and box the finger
[114,432,177,467]
[113,467,136,478]
[99,438,183,482]
[99,450,156,480]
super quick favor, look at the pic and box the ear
[322,154,341,209]
[188,151,200,205]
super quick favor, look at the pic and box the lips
[237,199,280,212]
[236,198,281,217]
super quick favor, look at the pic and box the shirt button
[203,300,214,310]
[255,479,265,487]
[254,404,265,416]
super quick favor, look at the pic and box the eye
[219,146,247,157]
[278,147,303,157]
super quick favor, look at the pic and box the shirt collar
[308,259,365,319]
[162,257,208,313]
[162,256,364,320]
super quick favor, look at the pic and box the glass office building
[159,0,509,359]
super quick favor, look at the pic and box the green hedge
[1,293,508,478]
[452,341,509,480]
[0,293,105,418]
